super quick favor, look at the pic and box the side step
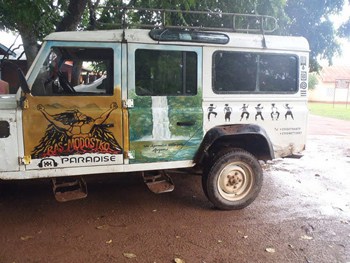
[52,176,88,202]
[142,170,175,194]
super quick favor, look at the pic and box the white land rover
[0,10,309,209]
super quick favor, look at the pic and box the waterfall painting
[128,92,203,164]
[151,96,171,140]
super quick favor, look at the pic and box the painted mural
[128,90,203,163]
[203,101,303,142]
[208,103,296,123]
[31,103,122,159]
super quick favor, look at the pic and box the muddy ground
[0,115,350,263]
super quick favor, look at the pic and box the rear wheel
[202,149,263,210]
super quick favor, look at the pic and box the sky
[332,39,350,66]
[0,31,24,59]
[0,31,19,47]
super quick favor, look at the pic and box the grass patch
[308,102,350,121]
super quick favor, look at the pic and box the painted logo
[38,158,58,168]
[31,103,122,158]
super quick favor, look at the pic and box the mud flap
[142,171,175,194]
[52,176,88,202]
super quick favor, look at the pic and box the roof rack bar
[99,7,278,33]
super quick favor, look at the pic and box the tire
[203,149,263,210]
[202,148,234,198]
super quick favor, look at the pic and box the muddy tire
[203,149,263,210]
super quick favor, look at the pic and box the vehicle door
[23,42,124,170]
[127,44,203,164]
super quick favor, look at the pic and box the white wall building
[309,65,350,103]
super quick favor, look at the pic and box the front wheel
[203,149,263,210]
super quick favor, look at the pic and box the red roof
[320,65,350,83]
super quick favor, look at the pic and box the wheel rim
[217,161,254,201]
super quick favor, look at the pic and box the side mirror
[17,68,31,94]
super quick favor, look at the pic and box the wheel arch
[195,124,274,166]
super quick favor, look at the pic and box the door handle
[176,121,195,127]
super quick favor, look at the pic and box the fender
[195,124,275,164]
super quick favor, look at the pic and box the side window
[213,52,256,92]
[213,51,298,94]
[258,55,298,92]
[32,47,114,96]
[135,49,197,96]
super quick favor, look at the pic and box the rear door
[127,44,203,164]
[23,41,124,170]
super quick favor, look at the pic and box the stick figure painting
[207,104,217,121]
[224,104,232,122]
[271,103,280,121]
[284,104,294,120]
[240,104,249,121]
[255,104,264,121]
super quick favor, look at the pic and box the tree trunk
[88,0,100,30]
[56,0,89,32]
[19,28,40,69]
[16,0,88,68]
[71,61,83,86]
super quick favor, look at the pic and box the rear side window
[213,51,298,94]
[135,49,197,96]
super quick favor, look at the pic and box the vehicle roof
[45,29,309,52]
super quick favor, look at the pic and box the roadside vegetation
[308,102,350,121]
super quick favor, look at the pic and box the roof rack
[97,7,278,34]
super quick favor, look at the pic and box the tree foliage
[285,0,344,71]
[91,0,286,32]
[338,0,350,38]
[0,0,87,66]
[0,0,348,71]
[339,20,350,37]
[0,0,59,65]
[308,72,319,90]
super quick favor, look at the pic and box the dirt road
[0,115,349,263]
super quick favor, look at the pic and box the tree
[339,20,350,37]
[285,0,344,71]
[0,0,56,66]
[92,0,287,32]
[339,0,350,38]
[308,72,319,90]
[93,0,343,71]
[0,0,88,67]
[56,0,89,32]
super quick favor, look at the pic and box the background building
[308,65,350,103]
